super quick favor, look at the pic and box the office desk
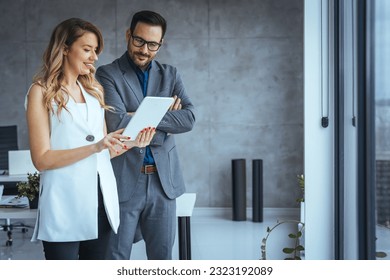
[0,205,37,219]
[0,174,28,183]
[0,174,27,202]
[0,196,36,246]
[0,175,31,246]
[176,193,196,260]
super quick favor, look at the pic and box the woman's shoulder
[28,82,45,97]
[25,83,45,109]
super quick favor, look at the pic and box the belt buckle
[144,164,154,175]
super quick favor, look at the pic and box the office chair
[0,125,32,246]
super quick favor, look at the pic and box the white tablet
[122,96,174,139]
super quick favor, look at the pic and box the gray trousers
[106,172,176,260]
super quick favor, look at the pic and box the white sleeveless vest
[31,83,119,242]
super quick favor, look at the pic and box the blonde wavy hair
[33,18,110,115]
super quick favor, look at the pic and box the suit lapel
[118,53,144,104]
[146,61,162,97]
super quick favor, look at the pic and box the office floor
[1,208,389,260]
[0,208,301,260]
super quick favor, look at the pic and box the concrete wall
[0,0,303,207]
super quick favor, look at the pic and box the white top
[76,103,88,121]
[27,82,120,242]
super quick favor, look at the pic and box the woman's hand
[123,127,156,150]
[105,127,156,158]
[96,128,130,155]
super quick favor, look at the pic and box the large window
[305,0,390,259]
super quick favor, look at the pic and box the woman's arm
[26,84,126,171]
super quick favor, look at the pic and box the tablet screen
[122,96,174,139]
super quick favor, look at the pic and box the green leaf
[296,245,305,251]
[288,233,297,238]
[376,252,387,258]
[283,248,295,254]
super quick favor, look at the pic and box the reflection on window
[374,0,390,259]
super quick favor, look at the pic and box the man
[96,10,195,260]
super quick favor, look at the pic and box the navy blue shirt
[127,53,154,165]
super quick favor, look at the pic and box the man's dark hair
[130,10,167,40]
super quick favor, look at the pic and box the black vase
[29,197,39,209]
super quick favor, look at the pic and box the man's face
[127,22,163,71]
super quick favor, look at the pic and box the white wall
[304,0,335,259]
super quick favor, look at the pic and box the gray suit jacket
[96,52,196,202]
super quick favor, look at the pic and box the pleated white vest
[31,83,119,242]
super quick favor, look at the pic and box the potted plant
[260,174,305,260]
[16,172,40,209]
[261,219,305,260]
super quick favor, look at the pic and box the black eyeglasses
[131,35,162,51]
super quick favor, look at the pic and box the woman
[26,18,155,260]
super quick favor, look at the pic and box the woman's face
[63,31,99,76]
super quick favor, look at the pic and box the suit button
[86,135,95,142]
[139,149,144,154]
